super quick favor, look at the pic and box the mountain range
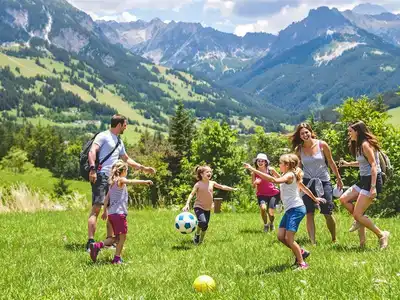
[1,0,400,122]
[97,19,276,80]
[95,4,400,116]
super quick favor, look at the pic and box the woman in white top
[244,154,324,270]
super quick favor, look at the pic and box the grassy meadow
[0,209,398,299]
[0,168,90,201]
[388,107,400,127]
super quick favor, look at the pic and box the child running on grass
[252,153,281,232]
[244,154,325,270]
[183,165,237,245]
[89,160,153,264]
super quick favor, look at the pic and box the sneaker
[270,224,275,232]
[264,224,270,232]
[86,239,95,253]
[105,243,117,250]
[293,249,310,266]
[295,262,309,271]
[112,257,123,264]
[379,231,390,250]
[349,220,361,232]
[193,234,200,245]
[89,243,101,262]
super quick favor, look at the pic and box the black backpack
[79,133,121,181]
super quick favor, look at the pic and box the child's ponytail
[109,160,128,185]
[293,166,304,183]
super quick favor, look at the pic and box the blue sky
[67,1,400,35]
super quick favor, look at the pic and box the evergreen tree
[53,176,71,198]
[168,101,195,158]
[168,101,195,175]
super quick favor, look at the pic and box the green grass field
[0,168,90,201]
[0,209,398,299]
[388,107,400,127]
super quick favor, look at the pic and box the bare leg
[277,228,290,248]
[103,236,117,247]
[200,230,207,243]
[324,214,336,242]
[88,205,101,240]
[107,220,114,239]
[260,204,268,224]
[353,195,383,238]
[306,213,316,245]
[115,234,126,257]
[285,231,304,264]
[268,208,275,226]
[339,189,359,214]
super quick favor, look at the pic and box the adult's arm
[120,153,156,174]
[321,141,343,190]
[362,142,378,198]
[88,144,100,183]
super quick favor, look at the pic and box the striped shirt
[108,180,129,215]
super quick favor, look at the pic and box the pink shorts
[108,214,128,235]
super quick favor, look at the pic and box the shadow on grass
[85,258,116,267]
[249,263,290,276]
[239,228,266,235]
[64,242,86,252]
[331,244,373,252]
[172,239,193,251]
[295,236,311,246]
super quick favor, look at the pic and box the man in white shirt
[86,114,156,251]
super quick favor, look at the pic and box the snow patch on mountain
[42,12,52,43]
[143,49,164,64]
[194,51,227,61]
[371,50,385,56]
[6,9,29,30]
[380,65,396,72]
[326,29,335,36]
[314,42,364,66]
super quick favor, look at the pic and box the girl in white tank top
[244,154,325,270]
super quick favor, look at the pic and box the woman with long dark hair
[339,121,389,249]
[290,123,343,245]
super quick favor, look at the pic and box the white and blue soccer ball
[175,212,198,234]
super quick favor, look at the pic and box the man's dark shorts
[91,172,109,206]
[302,178,334,215]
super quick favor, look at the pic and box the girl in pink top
[252,153,281,232]
[183,165,237,245]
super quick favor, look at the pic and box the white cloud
[216,19,234,26]
[204,0,235,16]
[89,11,138,22]
[234,2,360,35]
[234,20,269,36]
[68,0,193,14]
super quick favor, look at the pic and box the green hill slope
[0,44,287,142]
[388,106,400,127]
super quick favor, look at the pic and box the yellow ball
[193,275,216,293]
